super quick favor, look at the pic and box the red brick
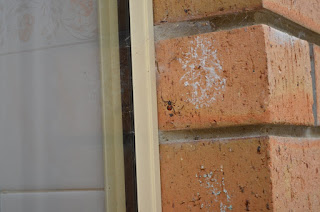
[314,45,320,124]
[156,25,313,131]
[153,0,320,34]
[160,136,320,211]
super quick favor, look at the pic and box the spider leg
[172,106,176,114]
[161,95,169,104]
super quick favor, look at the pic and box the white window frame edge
[129,0,162,211]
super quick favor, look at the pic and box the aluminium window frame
[99,0,162,210]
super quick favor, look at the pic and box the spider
[161,96,176,115]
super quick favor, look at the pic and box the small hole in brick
[239,185,245,193]
[245,200,250,211]
[184,9,190,13]
[277,146,281,155]
[266,203,270,210]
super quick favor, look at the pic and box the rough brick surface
[315,45,320,124]
[160,136,320,211]
[268,137,320,211]
[156,25,313,131]
[153,0,320,34]
[160,137,273,211]
[263,27,313,124]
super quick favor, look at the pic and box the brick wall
[154,1,320,211]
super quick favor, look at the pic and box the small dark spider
[166,101,173,111]
[161,96,176,114]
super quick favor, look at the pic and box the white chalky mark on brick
[195,165,232,211]
[178,36,226,109]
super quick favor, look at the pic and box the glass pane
[0,0,131,211]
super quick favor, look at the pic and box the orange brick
[153,0,320,34]
[160,136,320,211]
[314,45,320,125]
[268,137,320,211]
[156,25,313,130]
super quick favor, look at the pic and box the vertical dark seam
[309,43,318,126]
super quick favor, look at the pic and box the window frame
[129,0,162,211]
[99,0,162,210]
[98,0,126,211]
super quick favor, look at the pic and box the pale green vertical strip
[98,0,126,211]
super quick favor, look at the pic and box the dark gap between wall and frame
[117,0,138,210]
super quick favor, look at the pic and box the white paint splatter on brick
[195,165,232,211]
[178,35,226,109]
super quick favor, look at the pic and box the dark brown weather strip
[118,0,138,210]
